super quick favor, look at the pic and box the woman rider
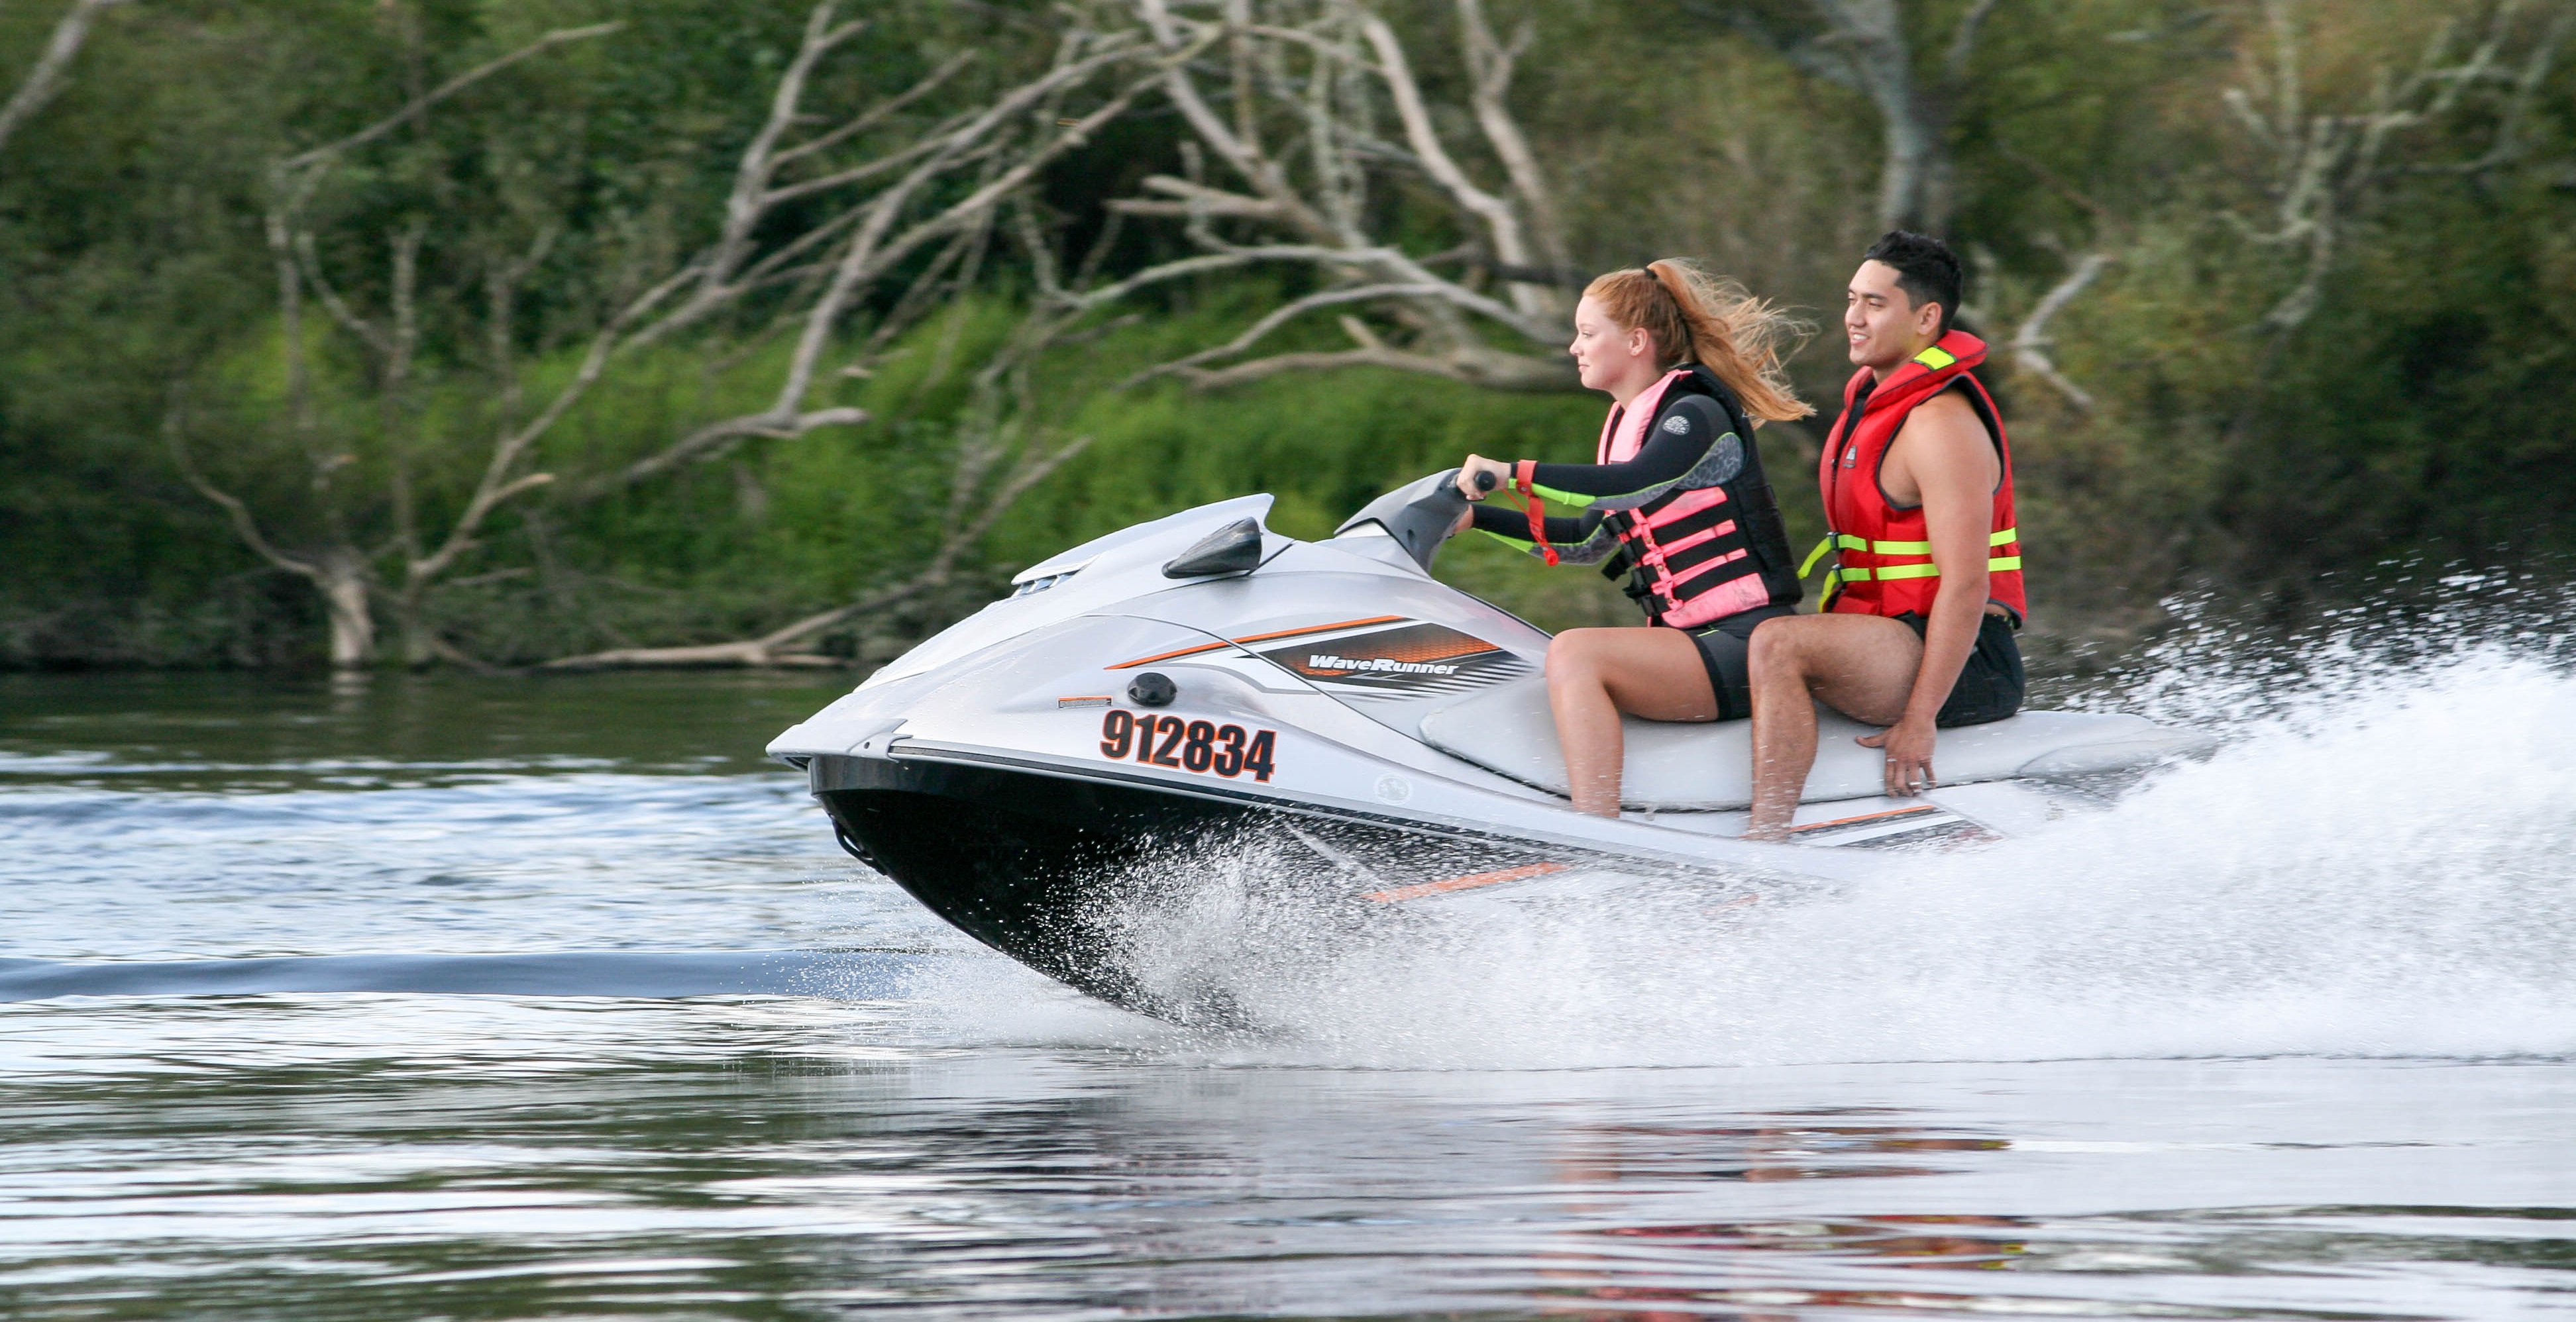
[1456,260,1811,818]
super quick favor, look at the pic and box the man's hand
[1456,454,1513,500]
[1858,717,1937,797]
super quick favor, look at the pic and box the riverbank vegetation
[1,0,2567,670]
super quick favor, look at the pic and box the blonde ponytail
[1583,260,1813,424]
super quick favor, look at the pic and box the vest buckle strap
[1798,534,1837,580]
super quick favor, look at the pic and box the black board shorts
[1686,603,1797,723]
[1894,609,2026,727]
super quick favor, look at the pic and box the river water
[4,642,2575,1319]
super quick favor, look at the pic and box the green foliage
[1,0,2570,668]
[446,295,1628,659]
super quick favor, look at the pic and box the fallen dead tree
[537,199,1140,670]
[168,3,1163,669]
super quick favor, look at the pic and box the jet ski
[769,472,2215,1017]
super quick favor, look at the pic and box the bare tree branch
[2411,5,2575,176]
[540,419,1097,668]
[2012,252,2110,410]
[0,0,121,156]
[1167,341,1568,390]
[1105,172,1291,219]
[1943,0,2003,83]
[292,231,391,356]
[1120,280,1449,385]
[164,391,315,581]
[1453,0,1570,286]
[541,204,1121,670]
[238,20,629,663]
[274,22,622,176]
[563,34,1166,503]
[200,5,1148,668]
[1354,6,1550,315]
[2224,0,2566,332]
[537,578,928,670]
[1095,0,1578,391]
[590,407,871,493]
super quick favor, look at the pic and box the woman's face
[1568,295,1649,393]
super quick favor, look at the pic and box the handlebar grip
[1473,470,1498,493]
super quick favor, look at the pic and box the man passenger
[1743,232,2027,840]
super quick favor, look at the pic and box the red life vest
[1802,331,2026,620]
[1523,366,1800,629]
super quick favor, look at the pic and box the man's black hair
[1861,230,1964,335]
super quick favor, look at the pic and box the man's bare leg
[1545,628,1718,817]
[1743,614,1924,840]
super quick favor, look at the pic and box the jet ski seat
[1416,677,2216,811]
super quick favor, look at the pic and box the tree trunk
[1876,90,1951,235]
[1807,0,1953,235]
[391,582,435,669]
[315,550,376,669]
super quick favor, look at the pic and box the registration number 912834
[1099,710,1277,782]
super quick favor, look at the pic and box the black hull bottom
[808,753,1551,1019]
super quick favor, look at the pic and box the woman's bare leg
[1544,628,1719,818]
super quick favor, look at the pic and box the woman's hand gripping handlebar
[1447,464,1500,536]
[1455,456,1511,500]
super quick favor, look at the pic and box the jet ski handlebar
[1330,468,1482,574]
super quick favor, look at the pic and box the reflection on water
[2,669,2573,1319]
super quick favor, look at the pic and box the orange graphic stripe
[1786,803,1943,835]
[1107,615,1409,670]
[1366,861,1568,903]
[1103,639,1230,668]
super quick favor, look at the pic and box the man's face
[1845,260,1943,372]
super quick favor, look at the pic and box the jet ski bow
[769,473,2214,1016]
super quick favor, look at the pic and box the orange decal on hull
[1106,616,1410,670]
[1366,861,1568,903]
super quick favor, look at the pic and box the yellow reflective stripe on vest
[1805,527,2022,597]
[1854,529,2017,557]
[1913,344,1957,371]
[1837,557,2020,583]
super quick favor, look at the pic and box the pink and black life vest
[1563,366,1803,629]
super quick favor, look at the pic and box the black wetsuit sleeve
[1519,393,1741,512]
